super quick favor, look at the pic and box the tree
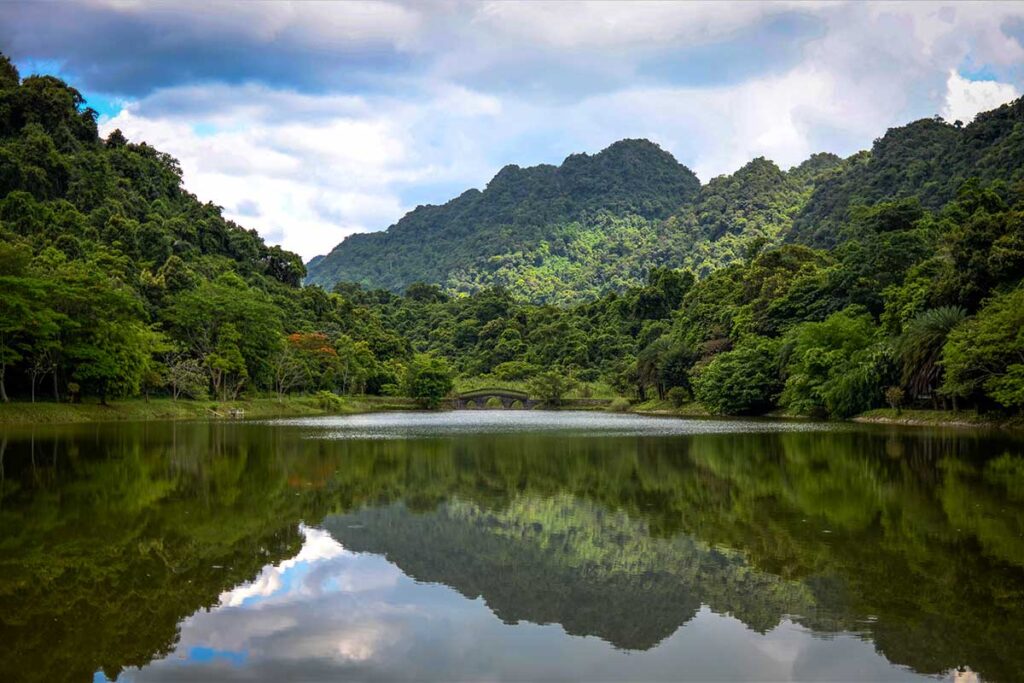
[941,288,1024,410]
[781,307,888,418]
[0,243,57,402]
[896,306,966,404]
[205,323,247,401]
[529,370,577,406]
[270,343,306,401]
[403,354,453,408]
[162,274,284,392]
[693,336,782,415]
[167,356,207,401]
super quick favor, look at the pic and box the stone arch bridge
[452,388,538,409]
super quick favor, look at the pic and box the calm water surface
[1,411,1023,682]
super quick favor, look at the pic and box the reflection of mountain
[0,423,314,683]
[2,421,1024,681]
[325,495,815,650]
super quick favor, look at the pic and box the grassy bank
[853,408,1023,430]
[0,395,417,426]
[613,400,1023,430]
[626,398,710,417]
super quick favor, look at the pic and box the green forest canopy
[0,52,1023,417]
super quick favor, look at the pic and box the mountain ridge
[306,98,1024,303]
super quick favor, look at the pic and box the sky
[2,1,1024,262]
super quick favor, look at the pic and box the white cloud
[942,70,1020,123]
[472,1,807,49]
[100,84,506,259]
[218,526,348,607]
[90,0,425,50]
[91,1,1024,262]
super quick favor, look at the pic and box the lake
[1,411,1022,682]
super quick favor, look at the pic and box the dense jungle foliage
[1,54,1022,418]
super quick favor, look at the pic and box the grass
[629,398,710,416]
[0,395,413,426]
[854,408,1020,428]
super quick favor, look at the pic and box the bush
[485,396,503,408]
[315,390,344,411]
[529,370,577,406]
[607,397,631,412]
[780,307,890,418]
[666,386,688,408]
[693,336,782,415]
[941,288,1024,410]
[885,386,905,413]
[493,361,538,381]
[403,354,454,408]
[510,400,524,409]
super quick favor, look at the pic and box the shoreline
[0,396,418,426]
[850,408,1021,430]
[0,398,1019,432]
[625,401,1021,431]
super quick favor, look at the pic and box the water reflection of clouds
[218,526,357,607]
[107,525,930,682]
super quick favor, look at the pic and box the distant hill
[306,98,1024,303]
[305,139,701,302]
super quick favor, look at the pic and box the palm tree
[897,306,966,406]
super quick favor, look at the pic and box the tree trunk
[52,371,60,402]
[0,368,8,403]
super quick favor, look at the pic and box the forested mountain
[0,53,408,404]
[304,142,845,301]
[669,153,843,277]
[0,53,1022,420]
[305,139,701,303]
[308,98,1024,301]
[788,100,1024,246]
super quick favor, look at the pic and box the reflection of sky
[271,410,853,440]
[95,526,941,682]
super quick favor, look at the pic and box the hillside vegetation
[305,139,702,303]
[0,52,1022,420]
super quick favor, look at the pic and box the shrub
[607,397,631,412]
[315,390,344,411]
[885,386,905,414]
[666,386,688,408]
[485,396,503,408]
[780,307,890,418]
[529,370,577,406]
[693,336,782,415]
[403,353,454,408]
[493,361,538,381]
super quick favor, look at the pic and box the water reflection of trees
[0,423,1022,681]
